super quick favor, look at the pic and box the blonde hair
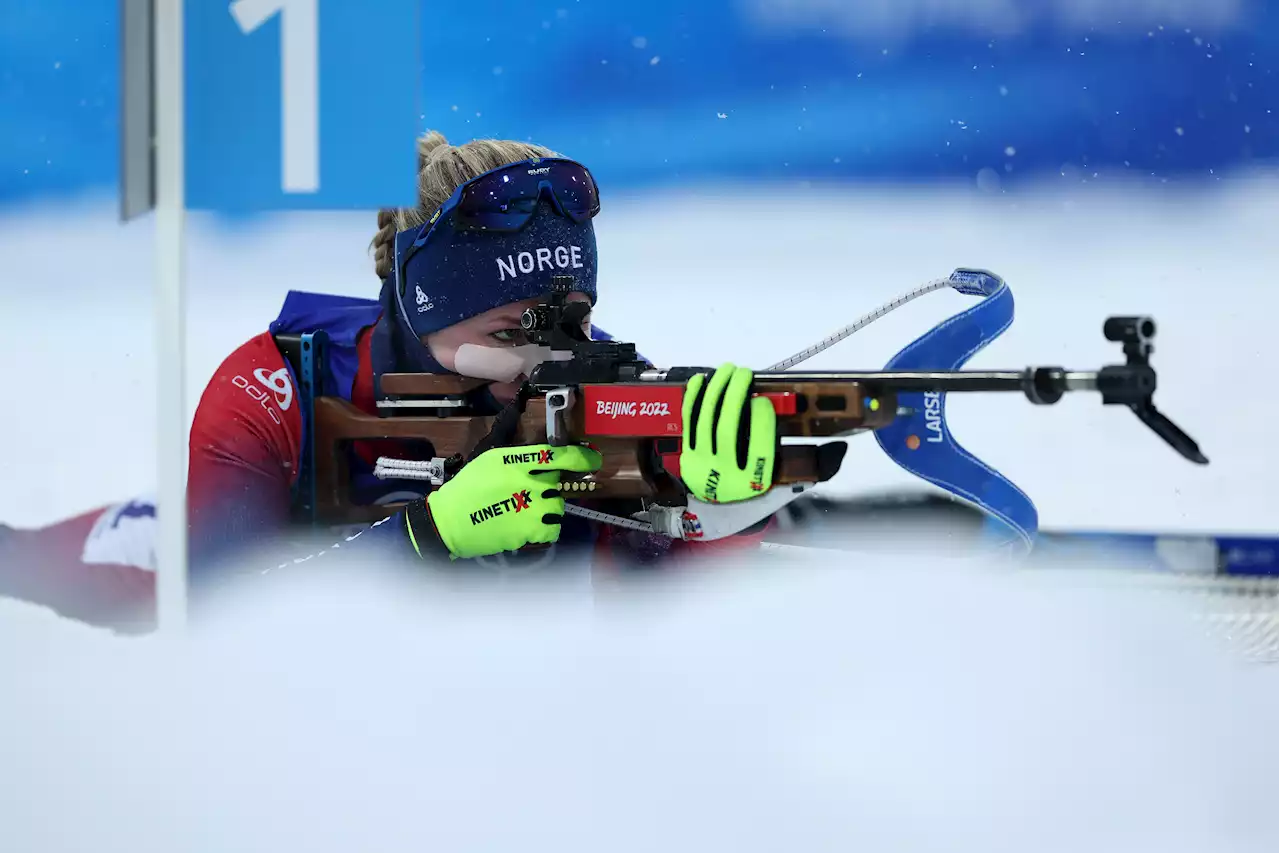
[371,131,561,279]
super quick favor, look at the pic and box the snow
[0,549,1276,852]
[0,175,1276,849]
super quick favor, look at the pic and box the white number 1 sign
[230,0,319,193]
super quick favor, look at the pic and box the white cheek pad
[453,344,573,382]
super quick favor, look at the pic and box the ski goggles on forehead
[425,157,600,236]
[390,158,600,338]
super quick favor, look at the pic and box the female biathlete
[0,132,778,631]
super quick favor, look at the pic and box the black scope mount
[521,275,650,386]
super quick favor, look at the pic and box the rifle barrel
[642,368,1102,396]
[754,370,1027,391]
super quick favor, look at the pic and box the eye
[490,328,528,345]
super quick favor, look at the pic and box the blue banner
[0,0,1274,205]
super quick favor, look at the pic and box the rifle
[302,269,1205,541]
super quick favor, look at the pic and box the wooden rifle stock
[311,375,894,526]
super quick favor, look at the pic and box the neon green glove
[404,444,603,560]
[680,362,777,503]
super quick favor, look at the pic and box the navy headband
[393,201,598,339]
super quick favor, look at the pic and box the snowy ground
[0,547,1277,852]
[0,176,1276,850]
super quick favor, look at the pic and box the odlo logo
[750,456,767,492]
[470,490,533,525]
[252,367,294,410]
[415,285,434,313]
[703,469,721,502]
[503,449,553,465]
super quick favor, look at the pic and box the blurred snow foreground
[1,545,1276,853]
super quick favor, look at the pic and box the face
[424,292,592,403]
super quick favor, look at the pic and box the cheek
[423,334,457,371]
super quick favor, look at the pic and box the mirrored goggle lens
[457,161,600,231]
